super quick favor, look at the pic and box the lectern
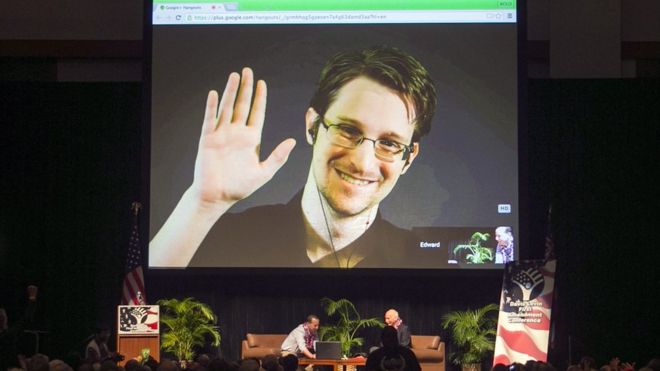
[116,305,160,366]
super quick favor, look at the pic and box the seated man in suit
[384,309,410,347]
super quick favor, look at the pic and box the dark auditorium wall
[1,80,658,368]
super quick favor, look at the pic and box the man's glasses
[318,117,414,162]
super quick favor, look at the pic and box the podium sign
[118,305,160,334]
[117,305,160,365]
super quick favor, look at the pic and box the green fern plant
[453,232,494,264]
[318,297,383,357]
[441,303,498,366]
[157,297,221,362]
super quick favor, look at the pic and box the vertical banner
[493,259,556,365]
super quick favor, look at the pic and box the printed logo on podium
[118,305,160,334]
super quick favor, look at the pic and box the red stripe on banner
[494,354,511,366]
[499,327,547,361]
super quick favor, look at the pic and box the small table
[298,357,366,371]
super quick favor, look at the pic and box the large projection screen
[148,0,519,269]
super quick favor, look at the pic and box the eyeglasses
[318,117,414,162]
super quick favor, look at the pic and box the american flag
[121,202,146,305]
[493,259,556,364]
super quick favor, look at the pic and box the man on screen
[495,226,514,264]
[149,46,437,268]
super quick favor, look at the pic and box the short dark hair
[309,45,437,142]
[306,314,319,323]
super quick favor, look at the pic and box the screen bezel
[141,0,528,275]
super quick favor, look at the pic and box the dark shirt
[190,191,431,268]
[366,345,421,371]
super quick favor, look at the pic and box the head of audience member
[99,360,118,371]
[580,357,597,371]
[196,355,211,368]
[78,362,95,371]
[278,354,299,371]
[379,354,406,371]
[537,361,557,371]
[157,359,180,371]
[208,358,231,371]
[492,364,508,371]
[645,359,660,371]
[124,360,140,371]
[384,309,400,327]
[28,354,50,371]
[509,363,526,371]
[237,359,260,371]
[49,359,74,371]
[261,355,281,371]
[381,326,399,350]
[64,352,83,371]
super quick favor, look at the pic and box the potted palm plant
[453,232,494,264]
[158,297,221,365]
[441,303,498,371]
[318,297,383,357]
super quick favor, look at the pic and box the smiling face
[384,309,399,326]
[306,77,419,218]
[308,318,320,332]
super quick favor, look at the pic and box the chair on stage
[410,335,445,371]
[241,333,287,360]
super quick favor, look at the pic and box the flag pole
[131,201,142,216]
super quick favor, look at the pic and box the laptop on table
[314,341,342,359]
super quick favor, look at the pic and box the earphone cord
[316,185,372,269]
[316,186,343,268]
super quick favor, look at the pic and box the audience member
[85,325,114,364]
[125,359,140,371]
[580,357,597,371]
[644,359,660,371]
[278,354,299,371]
[237,359,260,371]
[366,327,420,371]
[157,359,180,371]
[261,355,282,371]
[50,359,74,371]
[196,354,211,369]
[27,353,50,371]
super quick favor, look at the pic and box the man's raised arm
[149,67,296,267]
